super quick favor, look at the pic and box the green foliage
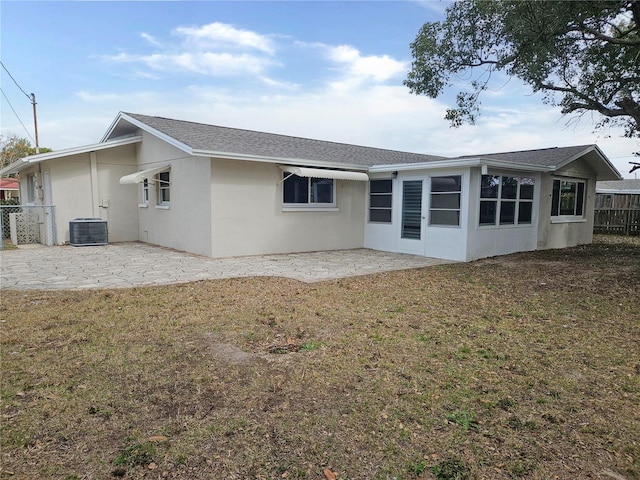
[298,340,324,352]
[405,1,640,138]
[113,441,156,467]
[431,458,471,480]
[446,410,479,430]
[1,133,52,171]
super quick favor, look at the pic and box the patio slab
[0,242,453,291]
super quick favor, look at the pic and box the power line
[0,61,32,100]
[0,87,36,143]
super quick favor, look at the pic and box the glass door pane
[402,180,422,239]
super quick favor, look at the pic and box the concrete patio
[0,242,453,290]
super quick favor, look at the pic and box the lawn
[1,237,639,480]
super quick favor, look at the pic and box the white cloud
[104,22,277,78]
[322,44,408,90]
[106,51,276,77]
[140,32,162,47]
[174,22,276,54]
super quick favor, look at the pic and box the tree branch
[571,24,640,46]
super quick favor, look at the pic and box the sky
[1,0,638,178]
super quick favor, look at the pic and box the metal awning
[119,165,170,185]
[280,165,369,181]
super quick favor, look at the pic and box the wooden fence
[593,193,640,235]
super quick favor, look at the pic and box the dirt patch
[200,333,257,365]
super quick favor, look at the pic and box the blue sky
[1,1,638,177]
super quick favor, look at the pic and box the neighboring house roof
[597,179,640,194]
[0,178,19,190]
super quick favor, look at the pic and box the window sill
[155,205,170,210]
[283,206,339,212]
[550,217,586,224]
[477,223,534,229]
[138,204,149,208]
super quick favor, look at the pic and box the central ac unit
[69,218,108,246]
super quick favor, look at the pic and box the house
[594,179,640,235]
[0,112,622,261]
[0,178,20,201]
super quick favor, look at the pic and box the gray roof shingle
[449,145,594,168]
[123,113,445,167]
[121,113,599,170]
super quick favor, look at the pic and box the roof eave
[368,158,554,173]
[597,188,640,194]
[191,149,369,171]
[0,158,28,177]
[0,136,143,176]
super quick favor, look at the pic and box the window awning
[119,165,170,185]
[280,165,369,181]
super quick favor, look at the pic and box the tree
[405,0,640,139]
[1,134,52,173]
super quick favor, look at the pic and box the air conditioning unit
[69,218,108,246]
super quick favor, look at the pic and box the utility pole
[31,93,39,154]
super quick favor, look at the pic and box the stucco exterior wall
[364,169,469,262]
[465,168,540,261]
[94,145,139,242]
[210,158,365,257]
[135,132,213,256]
[23,143,139,244]
[537,161,596,250]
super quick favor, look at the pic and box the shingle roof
[117,113,606,172]
[450,145,595,168]
[122,113,446,167]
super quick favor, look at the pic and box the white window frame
[429,175,462,227]
[551,177,587,223]
[282,173,337,211]
[479,175,535,227]
[139,178,149,208]
[368,179,393,223]
[26,173,37,205]
[156,170,170,209]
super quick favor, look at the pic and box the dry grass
[1,237,639,480]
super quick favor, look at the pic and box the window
[430,175,461,226]
[479,175,534,226]
[283,174,334,206]
[26,173,37,204]
[369,179,392,223]
[141,178,149,205]
[551,178,585,218]
[157,171,170,206]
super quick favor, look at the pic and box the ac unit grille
[69,218,108,246]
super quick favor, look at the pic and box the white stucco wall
[135,133,213,256]
[94,145,139,242]
[25,143,139,244]
[210,158,366,257]
[465,168,540,261]
[364,169,469,261]
[537,160,596,250]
